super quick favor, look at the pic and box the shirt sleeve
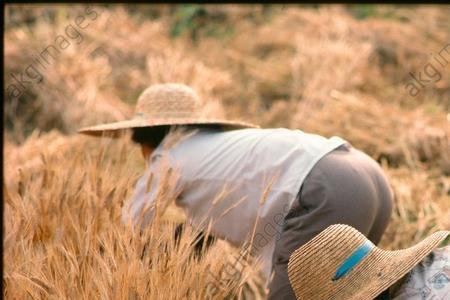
[121,153,163,229]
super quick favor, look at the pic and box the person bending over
[78,83,394,299]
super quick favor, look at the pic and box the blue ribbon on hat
[333,240,374,281]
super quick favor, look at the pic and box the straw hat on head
[78,83,258,137]
[287,224,449,300]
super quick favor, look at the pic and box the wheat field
[4,4,450,299]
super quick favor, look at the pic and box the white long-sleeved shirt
[121,128,347,279]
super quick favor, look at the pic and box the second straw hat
[287,224,449,300]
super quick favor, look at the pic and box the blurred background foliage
[4,4,450,168]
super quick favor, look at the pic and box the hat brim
[288,229,449,300]
[77,118,259,137]
[352,230,449,299]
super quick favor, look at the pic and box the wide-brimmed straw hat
[287,224,449,300]
[78,83,258,137]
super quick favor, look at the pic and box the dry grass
[4,135,266,299]
[4,4,450,299]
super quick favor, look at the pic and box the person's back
[168,128,347,196]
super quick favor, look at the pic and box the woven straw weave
[287,224,449,300]
[78,83,258,136]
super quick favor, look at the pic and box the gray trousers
[267,143,393,299]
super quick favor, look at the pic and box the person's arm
[121,154,163,229]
